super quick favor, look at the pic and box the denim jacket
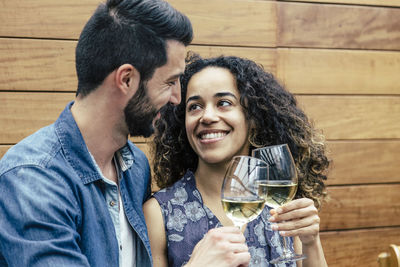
[0,102,152,267]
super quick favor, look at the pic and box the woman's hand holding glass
[252,144,306,264]
[269,197,321,246]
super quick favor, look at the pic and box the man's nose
[170,80,181,105]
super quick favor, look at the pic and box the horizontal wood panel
[320,227,400,267]
[169,0,276,47]
[0,38,77,91]
[0,145,11,159]
[277,48,400,95]
[0,92,74,143]
[320,184,400,230]
[297,95,400,140]
[281,0,400,7]
[277,2,400,50]
[112,140,400,186]
[326,140,400,185]
[3,93,399,143]
[189,45,277,75]
[0,0,96,39]
[0,0,277,47]
[0,38,276,92]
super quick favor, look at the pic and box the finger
[272,214,320,233]
[278,223,320,239]
[270,203,318,222]
[205,227,246,243]
[232,251,251,267]
[230,243,250,253]
[275,198,315,214]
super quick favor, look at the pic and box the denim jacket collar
[55,101,135,184]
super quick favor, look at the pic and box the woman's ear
[115,64,141,96]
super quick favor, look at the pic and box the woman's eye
[218,100,232,107]
[188,103,201,111]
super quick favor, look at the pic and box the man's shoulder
[0,124,60,175]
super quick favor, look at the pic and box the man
[0,0,251,266]
[0,0,191,266]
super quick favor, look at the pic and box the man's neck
[71,94,128,183]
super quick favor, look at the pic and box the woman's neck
[194,160,235,227]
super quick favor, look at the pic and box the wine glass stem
[281,236,293,255]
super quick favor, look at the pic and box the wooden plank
[0,38,277,92]
[0,38,77,92]
[297,95,400,140]
[277,2,400,50]
[320,184,400,230]
[0,92,74,144]
[168,0,277,46]
[3,94,399,143]
[281,0,400,7]
[125,140,400,186]
[0,0,277,47]
[321,227,400,267]
[326,140,400,185]
[189,45,277,75]
[0,145,11,159]
[277,48,400,95]
[0,0,96,39]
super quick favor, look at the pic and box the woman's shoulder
[152,170,195,204]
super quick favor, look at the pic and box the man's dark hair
[75,0,193,96]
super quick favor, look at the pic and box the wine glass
[252,144,306,264]
[221,155,268,231]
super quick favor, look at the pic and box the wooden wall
[1,0,399,266]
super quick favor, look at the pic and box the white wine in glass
[252,144,306,264]
[221,156,268,230]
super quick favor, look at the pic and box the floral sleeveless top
[153,170,295,267]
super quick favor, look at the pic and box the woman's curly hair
[152,54,330,209]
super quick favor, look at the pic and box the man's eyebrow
[167,72,184,81]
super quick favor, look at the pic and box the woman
[143,54,329,267]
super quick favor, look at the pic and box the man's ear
[115,64,140,96]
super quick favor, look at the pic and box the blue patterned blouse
[153,170,295,267]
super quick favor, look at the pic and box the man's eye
[168,80,177,86]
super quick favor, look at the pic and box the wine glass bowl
[221,156,268,230]
[252,144,306,264]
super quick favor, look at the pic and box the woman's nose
[200,106,219,124]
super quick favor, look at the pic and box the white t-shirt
[119,192,136,267]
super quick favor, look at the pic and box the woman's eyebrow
[215,92,237,99]
[186,95,200,104]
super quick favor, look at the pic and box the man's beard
[124,81,158,138]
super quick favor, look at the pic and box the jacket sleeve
[0,166,90,267]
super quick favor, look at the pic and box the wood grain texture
[321,227,400,267]
[0,92,74,144]
[0,0,96,39]
[0,145,11,159]
[320,184,400,230]
[0,0,277,47]
[0,38,77,91]
[277,48,400,95]
[0,38,277,92]
[277,2,400,50]
[168,0,277,46]
[281,0,400,7]
[3,93,400,142]
[326,141,400,185]
[189,45,277,75]
[297,95,400,140]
